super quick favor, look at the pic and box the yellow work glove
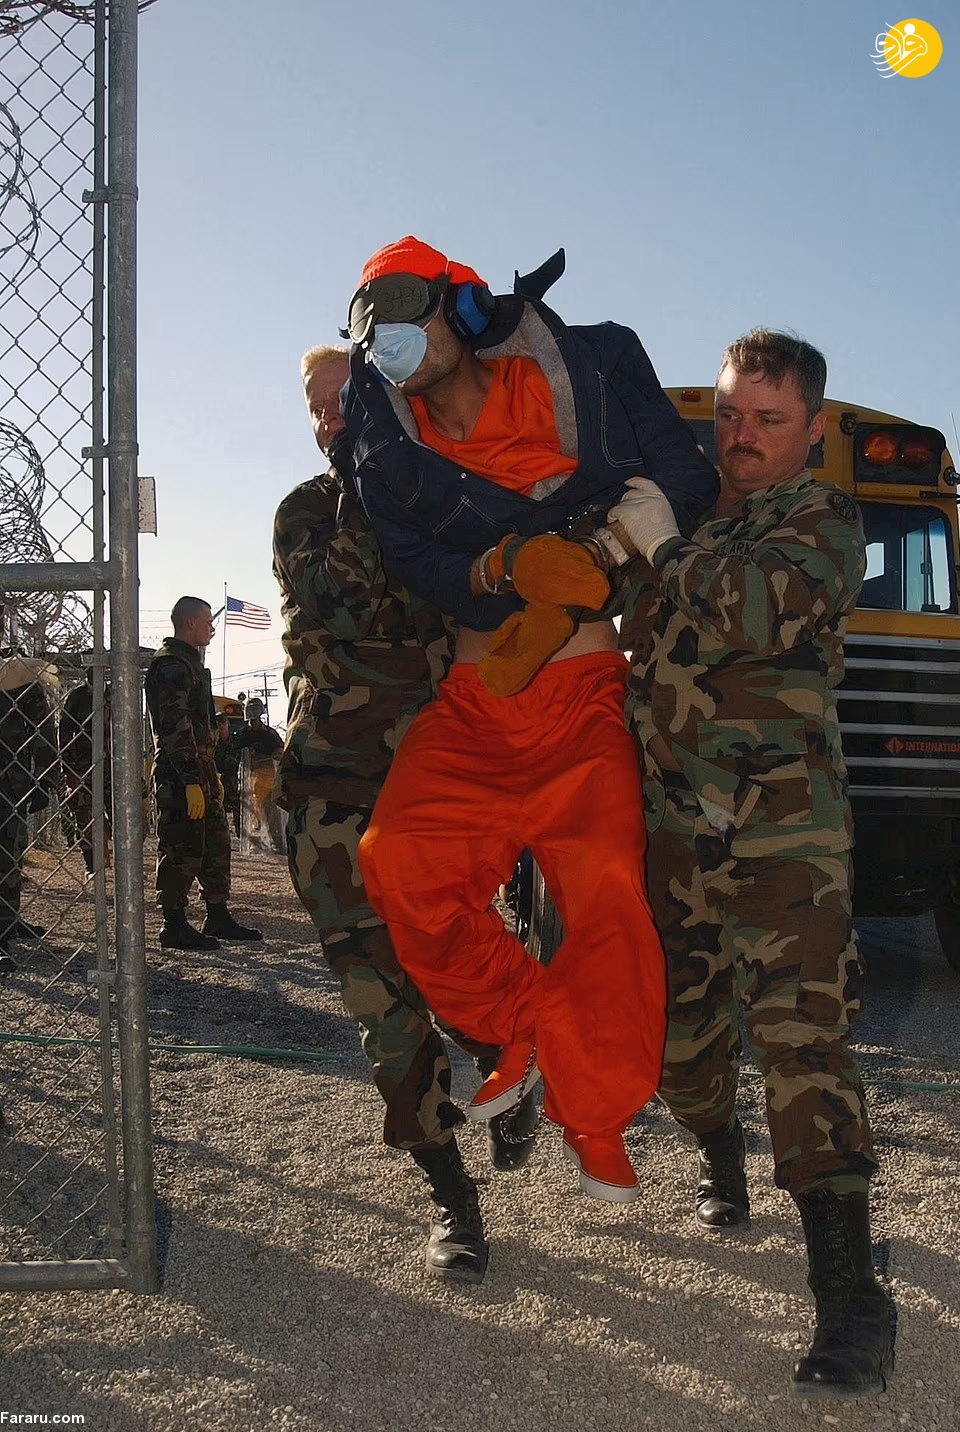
[216,774,225,803]
[184,783,205,820]
[477,603,575,697]
[510,534,610,610]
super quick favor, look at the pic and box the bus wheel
[525,861,564,968]
[933,903,960,974]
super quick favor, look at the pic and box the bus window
[858,501,956,615]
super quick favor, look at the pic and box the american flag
[225,596,271,630]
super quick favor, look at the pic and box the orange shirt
[409,357,576,495]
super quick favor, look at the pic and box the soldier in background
[616,329,891,1395]
[273,344,536,1288]
[145,599,262,951]
[232,697,282,763]
[0,653,60,969]
[214,713,241,838]
[59,665,112,879]
[230,697,283,845]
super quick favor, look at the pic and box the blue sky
[134,0,959,713]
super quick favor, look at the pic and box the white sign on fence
[138,475,157,535]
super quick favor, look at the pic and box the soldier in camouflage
[145,598,262,950]
[59,666,112,878]
[615,330,892,1397]
[0,655,59,969]
[274,344,534,1286]
[232,697,284,847]
[214,713,242,838]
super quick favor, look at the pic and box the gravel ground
[2,848,958,1432]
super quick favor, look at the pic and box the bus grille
[840,633,960,799]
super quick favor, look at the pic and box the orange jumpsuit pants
[358,652,667,1137]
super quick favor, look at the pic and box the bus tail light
[901,436,937,469]
[855,424,946,486]
[861,432,899,466]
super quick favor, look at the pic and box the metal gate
[0,0,155,1291]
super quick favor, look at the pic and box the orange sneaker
[466,1042,541,1122]
[562,1130,639,1203]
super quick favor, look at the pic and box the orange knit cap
[360,235,485,289]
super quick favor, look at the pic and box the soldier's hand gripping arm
[643,485,867,656]
[606,478,682,565]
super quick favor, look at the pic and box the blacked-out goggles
[340,272,448,346]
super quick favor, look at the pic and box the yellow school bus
[667,387,960,971]
[213,693,246,738]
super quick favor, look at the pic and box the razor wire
[0,0,158,36]
[0,99,40,282]
[1,0,98,650]
[0,420,93,651]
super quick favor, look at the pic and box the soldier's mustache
[728,445,763,458]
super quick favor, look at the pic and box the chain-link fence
[0,0,155,1292]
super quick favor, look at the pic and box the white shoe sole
[465,1063,542,1122]
[562,1139,640,1204]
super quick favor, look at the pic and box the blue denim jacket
[343,297,718,631]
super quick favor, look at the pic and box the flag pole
[221,581,227,694]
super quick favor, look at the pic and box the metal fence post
[107,0,157,1295]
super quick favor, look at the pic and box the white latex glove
[607,477,681,564]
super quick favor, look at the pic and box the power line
[218,663,285,685]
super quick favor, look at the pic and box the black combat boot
[158,910,220,951]
[201,902,263,942]
[478,1054,539,1171]
[411,1138,488,1285]
[10,917,43,940]
[695,1116,750,1230]
[792,1186,893,1397]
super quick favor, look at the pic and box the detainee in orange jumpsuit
[361,651,662,1200]
[345,238,714,1200]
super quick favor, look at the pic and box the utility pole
[261,671,278,725]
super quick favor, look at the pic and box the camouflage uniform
[144,638,231,913]
[0,661,59,941]
[273,467,486,1152]
[621,473,876,1195]
[59,678,111,875]
[214,731,241,837]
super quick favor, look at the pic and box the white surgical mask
[366,322,428,384]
